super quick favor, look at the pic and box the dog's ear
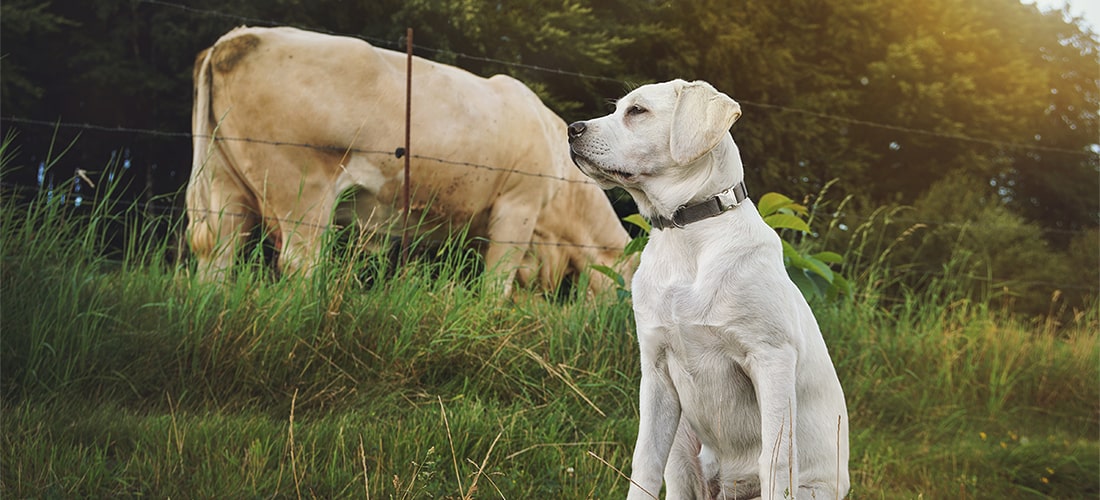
[670,81,742,165]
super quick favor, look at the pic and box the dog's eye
[626,105,647,116]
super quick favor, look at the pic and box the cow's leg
[189,185,256,282]
[484,194,542,297]
[334,182,396,258]
[271,188,338,280]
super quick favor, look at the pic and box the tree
[850,0,1098,233]
[383,0,632,116]
[0,0,76,118]
[596,0,1097,238]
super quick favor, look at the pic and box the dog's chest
[632,240,753,362]
[631,225,795,382]
[635,234,721,314]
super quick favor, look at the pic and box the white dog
[569,80,850,500]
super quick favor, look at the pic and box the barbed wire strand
[743,102,1098,156]
[3,177,1096,256]
[2,170,1093,239]
[0,117,600,186]
[1,119,1092,262]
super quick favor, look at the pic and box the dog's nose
[567,121,586,142]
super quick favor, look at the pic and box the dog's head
[568,79,743,217]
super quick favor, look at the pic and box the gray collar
[650,181,749,230]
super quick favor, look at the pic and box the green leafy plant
[757,192,852,301]
[588,214,649,301]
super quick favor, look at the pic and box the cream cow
[187,26,631,295]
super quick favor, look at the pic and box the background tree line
[2,0,1097,319]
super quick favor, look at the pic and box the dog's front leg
[628,344,680,500]
[751,346,799,500]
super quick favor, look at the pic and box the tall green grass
[2,139,1097,498]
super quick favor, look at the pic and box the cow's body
[187,26,630,293]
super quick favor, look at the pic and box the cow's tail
[185,46,219,262]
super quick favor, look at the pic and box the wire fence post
[401,27,413,266]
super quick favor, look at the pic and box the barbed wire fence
[1,0,1097,295]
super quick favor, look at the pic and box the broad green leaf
[623,213,651,233]
[624,235,648,256]
[757,192,795,217]
[782,240,804,263]
[809,273,835,300]
[828,275,853,299]
[765,213,812,233]
[812,251,844,264]
[787,268,822,300]
[777,204,809,216]
[589,264,625,287]
[802,255,835,282]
